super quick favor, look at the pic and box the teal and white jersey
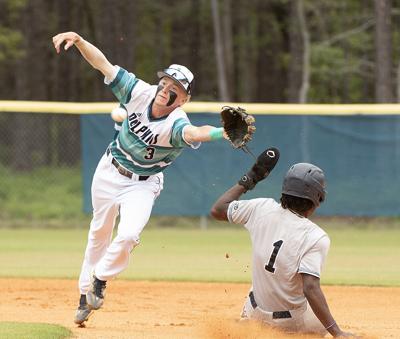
[106,66,200,176]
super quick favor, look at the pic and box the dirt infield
[0,279,398,338]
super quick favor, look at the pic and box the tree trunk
[288,0,303,103]
[222,0,234,99]
[211,0,230,101]
[194,0,215,99]
[236,0,259,102]
[297,0,310,103]
[288,0,310,103]
[374,0,393,102]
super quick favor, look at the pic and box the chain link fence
[0,112,85,225]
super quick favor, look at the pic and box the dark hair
[280,193,314,214]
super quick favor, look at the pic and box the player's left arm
[183,125,225,143]
[302,274,355,337]
[301,236,357,337]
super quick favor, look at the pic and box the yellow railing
[1,100,400,115]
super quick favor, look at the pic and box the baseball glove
[221,106,256,149]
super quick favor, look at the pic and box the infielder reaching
[211,148,355,337]
[52,31,226,325]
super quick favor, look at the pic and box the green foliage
[305,0,376,103]
[134,2,162,81]
[0,0,397,103]
[0,322,72,339]
[0,0,26,62]
[0,27,24,62]
[6,0,27,14]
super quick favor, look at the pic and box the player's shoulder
[133,81,157,97]
[125,83,157,111]
[304,218,330,243]
[229,197,274,212]
[257,197,279,208]
[240,197,279,214]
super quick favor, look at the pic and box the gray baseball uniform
[227,197,329,334]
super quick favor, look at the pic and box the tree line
[0,0,399,169]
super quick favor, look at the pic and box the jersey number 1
[265,240,283,273]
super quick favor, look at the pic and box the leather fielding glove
[220,106,256,149]
[238,147,280,191]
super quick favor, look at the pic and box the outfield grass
[0,322,71,339]
[0,226,398,286]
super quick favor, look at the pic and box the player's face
[155,77,188,108]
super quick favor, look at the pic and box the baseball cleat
[87,275,107,310]
[74,294,92,325]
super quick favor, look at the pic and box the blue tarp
[81,113,400,216]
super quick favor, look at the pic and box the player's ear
[181,94,190,105]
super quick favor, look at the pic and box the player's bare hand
[52,32,82,54]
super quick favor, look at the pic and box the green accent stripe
[113,140,181,166]
[109,68,125,89]
[110,118,185,172]
[209,127,224,140]
[120,119,185,150]
[108,68,139,104]
[170,118,190,147]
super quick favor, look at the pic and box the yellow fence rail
[1,100,400,115]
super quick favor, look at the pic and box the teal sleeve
[108,67,139,104]
[112,104,125,140]
[113,121,123,140]
[209,127,224,140]
[170,118,191,148]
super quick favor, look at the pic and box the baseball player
[210,148,356,337]
[52,31,226,325]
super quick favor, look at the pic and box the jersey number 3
[144,147,155,160]
[265,240,283,273]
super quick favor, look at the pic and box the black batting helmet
[282,163,326,207]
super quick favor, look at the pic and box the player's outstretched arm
[210,147,280,221]
[302,274,357,337]
[183,125,226,144]
[52,31,116,80]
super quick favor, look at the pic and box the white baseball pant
[241,293,327,336]
[78,151,163,294]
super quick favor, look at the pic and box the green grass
[0,226,398,286]
[0,166,85,222]
[323,227,400,286]
[0,322,72,339]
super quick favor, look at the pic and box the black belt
[249,291,292,319]
[107,148,149,181]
